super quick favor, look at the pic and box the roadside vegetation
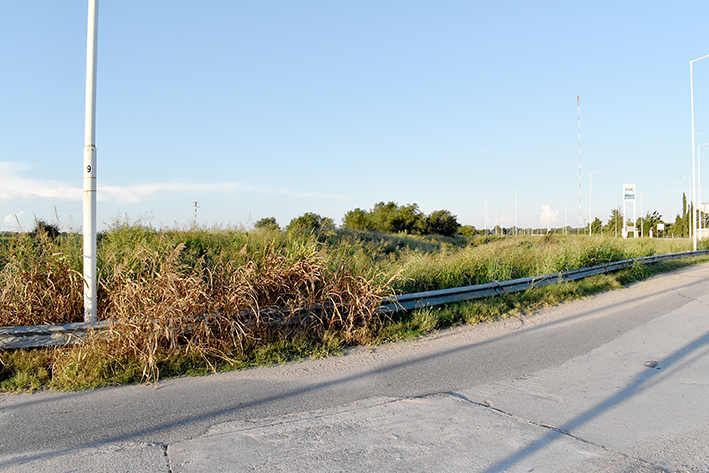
[1,205,707,392]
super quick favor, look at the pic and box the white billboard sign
[622,184,637,238]
[623,184,636,201]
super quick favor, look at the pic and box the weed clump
[0,231,83,326]
[1,225,395,386]
[87,240,392,382]
[0,222,700,391]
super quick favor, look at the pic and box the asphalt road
[1,262,709,472]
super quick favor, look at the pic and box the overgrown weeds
[377,257,709,343]
[90,240,393,382]
[0,222,705,392]
[1,225,395,387]
[0,230,83,326]
[389,234,697,293]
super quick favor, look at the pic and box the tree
[590,217,603,235]
[30,219,60,240]
[394,203,426,234]
[254,216,279,231]
[368,202,399,232]
[342,201,461,236]
[458,225,477,239]
[368,202,425,234]
[672,194,694,238]
[604,208,623,237]
[636,210,662,237]
[287,213,335,234]
[425,209,461,236]
[673,215,681,237]
[342,208,371,231]
[345,202,426,234]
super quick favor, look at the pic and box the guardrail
[381,249,709,312]
[2,249,708,350]
[0,321,110,350]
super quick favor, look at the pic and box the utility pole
[690,54,709,250]
[639,191,643,237]
[514,189,523,236]
[484,197,491,235]
[83,0,99,325]
[194,202,200,229]
[578,95,582,234]
[561,207,567,235]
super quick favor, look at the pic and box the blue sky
[2,1,709,232]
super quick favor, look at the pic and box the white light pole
[83,0,99,325]
[680,175,692,240]
[690,54,709,250]
[589,171,602,235]
[495,208,500,235]
[561,207,567,235]
[484,197,491,235]
[699,143,709,237]
[514,188,523,236]
[639,190,643,237]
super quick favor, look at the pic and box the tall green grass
[389,234,697,293]
[377,256,709,343]
[1,223,395,384]
[0,222,705,391]
[0,224,700,329]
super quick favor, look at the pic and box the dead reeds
[0,232,83,326]
[93,240,393,382]
[0,229,394,384]
[6,224,692,388]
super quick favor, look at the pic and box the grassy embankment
[1,222,706,392]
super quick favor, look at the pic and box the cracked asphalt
[2,263,709,472]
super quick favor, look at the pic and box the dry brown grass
[1,227,395,384]
[1,226,706,390]
[0,233,83,326]
[51,241,393,382]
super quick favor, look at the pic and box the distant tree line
[342,202,461,237]
[252,192,703,240]
[254,202,465,238]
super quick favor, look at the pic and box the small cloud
[0,161,348,205]
[4,211,24,225]
[99,182,247,204]
[540,205,559,226]
[0,162,79,201]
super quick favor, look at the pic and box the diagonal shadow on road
[0,270,707,469]
[480,329,709,472]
